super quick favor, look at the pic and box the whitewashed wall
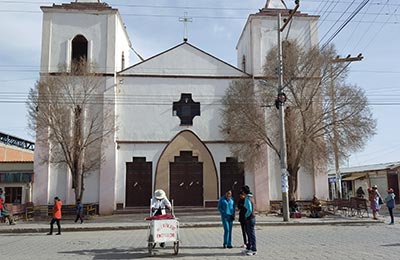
[40,9,130,74]
[237,14,319,76]
[116,77,233,141]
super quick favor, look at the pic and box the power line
[321,0,370,50]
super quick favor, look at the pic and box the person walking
[217,190,235,249]
[242,185,257,256]
[385,188,396,225]
[368,185,382,220]
[47,197,62,235]
[238,190,248,248]
[74,199,84,224]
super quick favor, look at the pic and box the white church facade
[33,0,328,215]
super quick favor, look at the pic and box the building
[329,162,400,202]
[0,132,34,204]
[0,132,34,162]
[33,0,328,214]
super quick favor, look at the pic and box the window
[172,93,200,125]
[72,35,88,63]
[4,187,22,204]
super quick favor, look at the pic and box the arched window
[72,35,88,63]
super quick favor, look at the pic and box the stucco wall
[116,77,232,141]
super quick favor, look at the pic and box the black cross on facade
[172,93,200,125]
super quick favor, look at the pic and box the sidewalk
[0,211,387,234]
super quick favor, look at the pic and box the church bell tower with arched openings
[40,0,131,74]
[35,1,132,214]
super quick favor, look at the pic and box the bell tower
[236,0,319,76]
[40,0,131,74]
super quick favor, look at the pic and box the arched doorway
[155,130,218,207]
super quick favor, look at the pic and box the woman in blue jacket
[218,190,235,248]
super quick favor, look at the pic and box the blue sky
[0,0,399,167]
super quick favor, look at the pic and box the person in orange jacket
[47,196,62,235]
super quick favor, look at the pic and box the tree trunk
[287,164,299,202]
[285,107,299,202]
[72,105,83,202]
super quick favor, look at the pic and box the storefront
[0,162,34,204]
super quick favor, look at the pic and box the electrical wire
[321,0,370,50]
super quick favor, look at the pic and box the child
[385,188,395,225]
[75,199,84,224]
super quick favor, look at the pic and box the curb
[0,219,385,234]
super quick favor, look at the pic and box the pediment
[119,42,248,77]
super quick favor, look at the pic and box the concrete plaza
[1,223,399,260]
[0,211,399,260]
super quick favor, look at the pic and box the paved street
[1,223,400,259]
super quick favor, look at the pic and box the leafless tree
[27,60,115,202]
[221,42,376,201]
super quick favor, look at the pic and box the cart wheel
[148,242,154,255]
[173,241,179,255]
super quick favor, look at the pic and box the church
[33,0,328,214]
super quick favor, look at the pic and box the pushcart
[147,218,179,255]
[146,200,180,256]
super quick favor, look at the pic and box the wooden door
[125,157,152,207]
[170,151,203,206]
[220,157,244,201]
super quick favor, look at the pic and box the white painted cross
[179,12,193,42]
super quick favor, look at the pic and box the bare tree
[27,60,115,202]
[221,42,376,201]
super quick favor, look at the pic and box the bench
[269,200,313,216]
[48,203,98,218]
[322,198,368,217]
[25,202,35,220]
[1,202,35,223]
[84,203,97,215]
[349,197,369,217]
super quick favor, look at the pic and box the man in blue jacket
[218,190,235,248]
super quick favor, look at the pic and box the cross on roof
[179,12,193,42]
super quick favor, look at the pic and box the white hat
[154,189,166,200]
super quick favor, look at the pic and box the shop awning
[342,173,367,181]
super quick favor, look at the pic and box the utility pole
[330,54,363,199]
[277,0,299,222]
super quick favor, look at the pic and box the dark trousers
[245,217,257,252]
[240,221,248,245]
[50,218,61,234]
[75,214,83,223]
[389,207,394,223]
